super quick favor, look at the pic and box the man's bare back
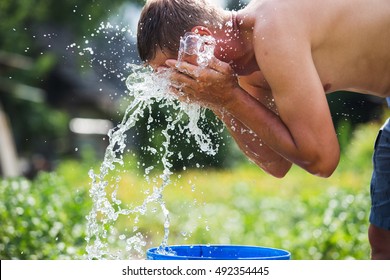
[240,0,390,97]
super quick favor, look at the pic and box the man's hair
[137,0,224,62]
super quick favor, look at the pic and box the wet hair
[137,0,224,62]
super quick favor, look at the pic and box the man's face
[148,47,200,72]
[148,49,176,72]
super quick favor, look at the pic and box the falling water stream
[85,33,218,259]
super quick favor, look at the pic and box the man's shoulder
[252,9,309,52]
[252,0,309,35]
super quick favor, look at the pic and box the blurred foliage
[327,91,385,152]
[226,0,250,10]
[0,172,91,259]
[0,0,144,53]
[1,90,69,156]
[0,119,383,259]
[0,0,144,175]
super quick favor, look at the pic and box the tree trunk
[0,101,20,177]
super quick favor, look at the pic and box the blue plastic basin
[146,245,291,260]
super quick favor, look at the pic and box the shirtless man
[137,0,390,259]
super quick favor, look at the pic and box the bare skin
[148,0,390,259]
[158,0,390,178]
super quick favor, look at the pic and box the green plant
[0,172,90,259]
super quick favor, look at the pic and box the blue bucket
[146,245,290,260]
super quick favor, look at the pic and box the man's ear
[191,26,212,36]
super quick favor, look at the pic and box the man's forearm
[214,109,292,178]
[223,86,339,177]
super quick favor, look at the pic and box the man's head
[137,0,225,64]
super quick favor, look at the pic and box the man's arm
[225,15,340,176]
[167,52,339,177]
[166,53,339,177]
[166,17,340,177]
[214,109,292,178]
[167,61,293,177]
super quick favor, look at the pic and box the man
[137,0,390,259]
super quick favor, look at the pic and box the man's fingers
[165,59,178,68]
[166,59,196,74]
[169,68,196,85]
[166,57,229,74]
[207,56,233,74]
[166,59,210,79]
[169,85,197,104]
[169,86,186,101]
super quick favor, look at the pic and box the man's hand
[165,57,239,110]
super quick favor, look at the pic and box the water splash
[85,33,218,259]
[177,32,216,68]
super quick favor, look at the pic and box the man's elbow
[269,169,290,178]
[305,154,340,178]
[262,160,293,178]
[312,165,337,178]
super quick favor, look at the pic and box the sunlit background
[0,0,387,260]
[0,0,253,178]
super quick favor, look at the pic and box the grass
[78,120,380,260]
[0,119,383,259]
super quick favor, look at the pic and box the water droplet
[85,29,220,259]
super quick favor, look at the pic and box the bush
[148,171,371,260]
[0,172,90,259]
